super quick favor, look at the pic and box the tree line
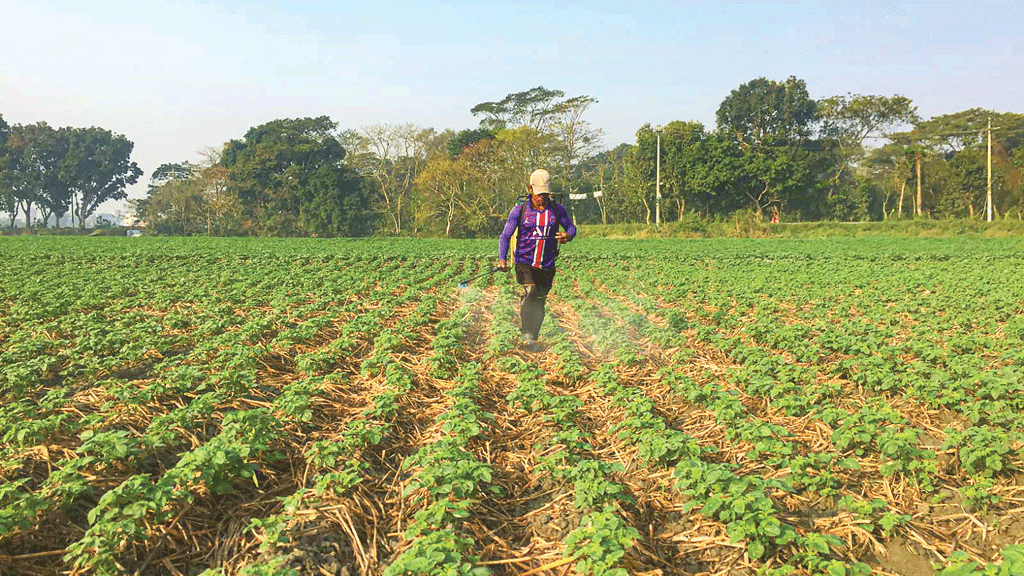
[0,117,143,229]
[3,77,1022,236]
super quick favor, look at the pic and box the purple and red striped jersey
[498,201,576,270]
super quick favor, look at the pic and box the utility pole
[987,117,993,222]
[655,125,663,225]
[915,149,922,217]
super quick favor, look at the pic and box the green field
[1,236,1023,576]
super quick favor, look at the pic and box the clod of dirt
[264,522,356,576]
[875,536,936,576]
[988,513,1024,551]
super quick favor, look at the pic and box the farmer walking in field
[497,169,576,345]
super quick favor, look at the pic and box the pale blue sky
[2,0,1022,210]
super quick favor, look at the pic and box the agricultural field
[1,235,1023,576]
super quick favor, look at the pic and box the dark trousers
[515,262,555,337]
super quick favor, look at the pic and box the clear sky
[2,0,1022,212]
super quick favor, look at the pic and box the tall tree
[865,142,916,219]
[141,150,246,235]
[414,156,479,237]
[0,122,72,228]
[142,161,200,234]
[716,76,822,217]
[60,127,143,229]
[31,125,72,227]
[135,162,198,223]
[221,116,368,236]
[145,177,207,235]
[581,144,633,225]
[716,76,818,149]
[358,123,436,235]
[622,130,662,225]
[492,127,556,198]
[471,86,566,132]
[655,121,711,219]
[1,123,39,228]
[632,124,669,221]
[550,95,603,202]
[411,127,557,237]
[818,94,919,199]
[196,147,245,236]
[465,88,600,215]
[591,143,650,224]
[884,134,928,217]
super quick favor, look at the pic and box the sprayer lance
[457,267,500,289]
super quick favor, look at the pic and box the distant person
[497,169,576,345]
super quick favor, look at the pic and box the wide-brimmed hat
[529,169,552,194]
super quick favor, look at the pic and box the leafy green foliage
[384,529,491,576]
[937,545,1024,576]
[944,427,1023,478]
[220,116,369,236]
[564,510,640,576]
[3,236,1023,576]
[674,459,796,558]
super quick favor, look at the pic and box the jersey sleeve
[557,204,577,239]
[498,205,521,260]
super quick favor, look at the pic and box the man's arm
[497,205,520,269]
[555,204,576,243]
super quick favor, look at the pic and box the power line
[863,127,1002,140]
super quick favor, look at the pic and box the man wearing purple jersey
[497,169,577,345]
